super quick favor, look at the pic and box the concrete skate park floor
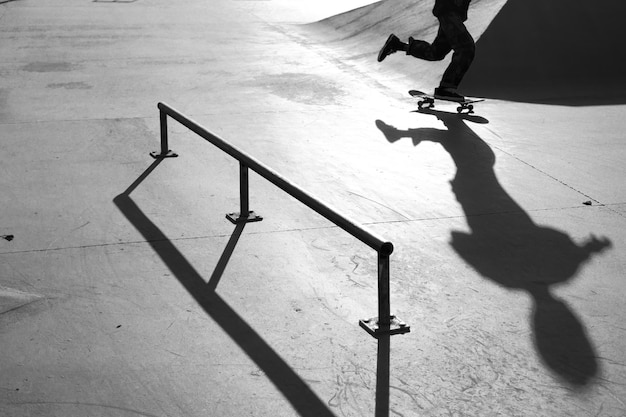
[1,1,626,416]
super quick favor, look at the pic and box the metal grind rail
[152,102,410,338]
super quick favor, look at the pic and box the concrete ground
[1,0,625,416]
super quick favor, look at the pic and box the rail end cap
[381,241,394,256]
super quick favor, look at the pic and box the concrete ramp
[303,0,506,93]
[462,0,626,104]
[306,0,626,104]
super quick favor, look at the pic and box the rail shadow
[375,110,612,386]
[113,159,336,417]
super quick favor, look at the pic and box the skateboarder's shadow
[376,110,612,387]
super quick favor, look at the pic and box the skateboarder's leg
[406,26,451,61]
[438,15,475,90]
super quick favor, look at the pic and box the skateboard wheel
[457,106,463,113]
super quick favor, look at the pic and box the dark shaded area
[462,0,626,105]
[376,111,612,386]
[113,160,336,417]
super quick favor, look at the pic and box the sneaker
[378,34,401,62]
[434,87,465,102]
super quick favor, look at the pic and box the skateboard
[409,90,484,114]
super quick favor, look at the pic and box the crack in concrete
[0,286,43,315]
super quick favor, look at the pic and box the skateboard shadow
[113,159,336,417]
[375,110,612,386]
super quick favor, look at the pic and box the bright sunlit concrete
[1,0,625,416]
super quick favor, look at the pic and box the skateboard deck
[409,90,484,114]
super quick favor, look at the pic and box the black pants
[407,14,475,89]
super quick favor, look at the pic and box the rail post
[226,162,263,224]
[150,107,178,159]
[375,334,391,417]
[359,253,409,338]
[378,253,391,328]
